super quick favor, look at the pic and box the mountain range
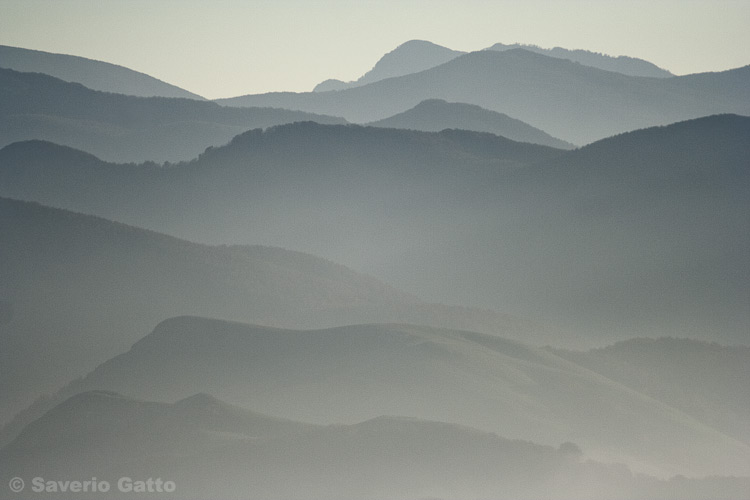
[1,39,748,500]
[219,48,750,145]
[1,115,746,344]
[312,39,673,93]
[0,67,345,162]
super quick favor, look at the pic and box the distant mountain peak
[358,39,465,84]
[313,39,464,92]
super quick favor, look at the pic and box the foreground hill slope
[5,317,750,478]
[0,68,345,162]
[0,44,204,99]
[0,197,537,423]
[218,49,750,145]
[551,338,750,446]
[368,98,573,148]
[4,390,749,500]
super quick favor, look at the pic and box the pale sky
[1,0,748,99]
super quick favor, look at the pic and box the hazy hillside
[0,196,543,424]
[4,317,750,479]
[0,45,204,99]
[3,391,315,456]
[368,99,574,148]
[485,42,673,78]
[551,338,750,445]
[1,116,746,345]
[0,67,346,162]
[6,391,748,500]
[373,114,750,343]
[313,40,464,92]
[218,49,750,145]
[0,123,562,262]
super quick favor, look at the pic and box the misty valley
[0,40,749,500]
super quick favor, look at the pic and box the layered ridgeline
[3,317,750,481]
[312,39,672,92]
[0,122,562,269]
[0,67,345,162]
[3,390,748,500]
[485,43,673,78]
[0,197,540,424]
[0,45,204,99]
[1,116,747,344]
[219,49,750,145]
[367,99,574,149]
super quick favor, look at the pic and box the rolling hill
[218,49,750,145]
[0,44,204,99]
[0,67,346,162]
[3,317,750,480]
[368,98,573,148]
[0,196,542,424]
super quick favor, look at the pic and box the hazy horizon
[1,0,749,99]
[1,2,749,498]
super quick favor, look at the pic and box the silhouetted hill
[0,196,543,424]
[368,99,574,148]
[7,391,747,499]
[486,42,673,77]
[551,338,750,446]
[1,116,746,345]
[4,317,750,479]
[218,49,750,145]
[0,45,205,99]
[0,122,563,263]
[313,40,464,91]
[0,67,346,162]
